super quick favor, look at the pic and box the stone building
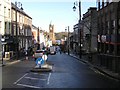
[73,23,79,54]
[97,0,120,73]
[10,2,32,58]
[48,23,56,45]
[0,0,12,58]
[82,7,98,54]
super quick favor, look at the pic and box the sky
[11,0,96,32]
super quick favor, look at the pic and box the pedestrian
[25,50,28,60]
[59,48,62,54]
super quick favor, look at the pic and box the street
[2,53,119,89]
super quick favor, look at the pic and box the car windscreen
[36,51,43,53]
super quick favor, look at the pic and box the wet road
[2,53,119,89]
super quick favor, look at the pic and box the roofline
[11,2,32,19]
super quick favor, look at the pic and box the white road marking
[24,77,46,81]
[17,83,40,88]
[33,73,38,75]
[7,60,21,65]
[33,73,47,76]
[47,73,51,85]
[13,73,28,84]
[24,77,40,80]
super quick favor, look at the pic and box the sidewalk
[68,53,120,81]
[0,57,25,67]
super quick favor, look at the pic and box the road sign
[42,54,48,61]
[36,57,44,65]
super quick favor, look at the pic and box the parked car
[32,50,44,60]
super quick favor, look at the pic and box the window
[8,9,10,18]
[104,0,107,6]
[108,0,112,3]
[5,22,7,33]
[0,4,1,11]
[0,21,1,28]
[100,0,103,9]
[9,22,10,30]
[111,20,115,34]
[107,21,110,34]
[118,19,120,34]
[4,7,6,15]
[119,19,120,26]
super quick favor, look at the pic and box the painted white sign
[42,55,48,61]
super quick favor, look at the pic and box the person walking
[25,50,28,60]
[59,48,62,54]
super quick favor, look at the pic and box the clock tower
[49,23,56,44]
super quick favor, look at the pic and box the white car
[32,50,44,60]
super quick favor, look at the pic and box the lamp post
[73,0,82,59]
[15,2,23,59]
[37,27,40,50]
[65,26,70,55]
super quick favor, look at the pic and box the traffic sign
[36,57,44,65]
[42,54,48,61]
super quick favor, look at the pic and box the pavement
[0,57,25,67]
[68,53,120,81]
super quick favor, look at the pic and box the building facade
[0,0,11,35]
[0,0,12,58]
[73,23,79,54]
[82,7,98,54]
[0,2,33,59]
[97,0,120,73]
[32,25,38,44]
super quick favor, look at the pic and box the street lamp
[15,2,23,59]
[37,27,40,50]
[65,26,70,55]
[73,0,82,59]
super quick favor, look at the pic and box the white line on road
[24,77,47,81]
[24,77,40,80]
[17,83,40,88]
[47,73,51,85]
[13,73,28,84]
[7,60,21,65]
